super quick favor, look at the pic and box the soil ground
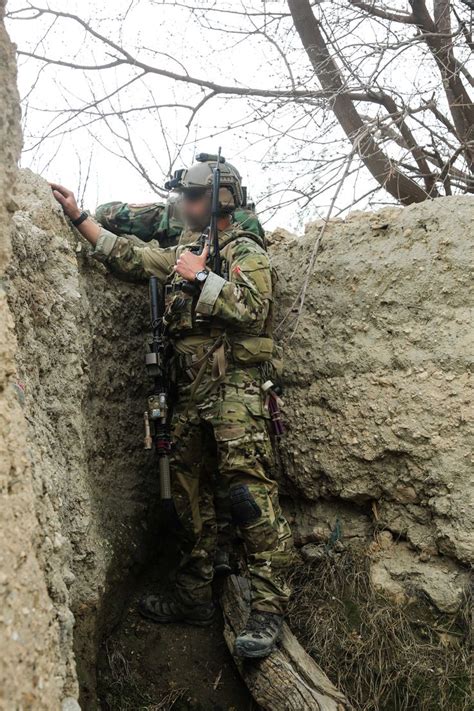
[97,541,258,711]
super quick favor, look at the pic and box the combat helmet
[165,152,245,212]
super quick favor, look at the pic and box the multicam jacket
[90,223,273,364]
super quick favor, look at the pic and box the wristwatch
[195,269,209,285]
[71,210,89,227]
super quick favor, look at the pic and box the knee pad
[229,484,262,525]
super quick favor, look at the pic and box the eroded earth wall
[0,5,67,709]
[5,169,156,710]
[271,198,473,614]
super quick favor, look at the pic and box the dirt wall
[0,4,70,708]
[5,169,157,709]
[271,198,473,614]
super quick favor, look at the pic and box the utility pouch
[271,342,284,379]
[231,336,274,365]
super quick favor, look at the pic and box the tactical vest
[163,229,275,368]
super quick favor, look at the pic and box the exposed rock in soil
[5,169,157,708]
[270,197,473,613]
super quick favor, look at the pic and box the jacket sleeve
[94,201,167,240]
[95,201,183,246]
[195,239,272,333]
[90,226,176,283]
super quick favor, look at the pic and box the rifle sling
[173,335,226,439]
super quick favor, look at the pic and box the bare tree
[6,0,474,222]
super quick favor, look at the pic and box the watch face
[195,270,208,282]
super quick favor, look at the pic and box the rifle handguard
[145,276,175,507]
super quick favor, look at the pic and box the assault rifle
[143,276,173,511]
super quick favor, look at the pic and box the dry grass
[288,551,472,711]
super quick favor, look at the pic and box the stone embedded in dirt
[270,195,473,613]
[301,543,327,562]
[370,541,469,613]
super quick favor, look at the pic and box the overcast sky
[7,0,470,230]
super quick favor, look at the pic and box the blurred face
[179,188,211,231]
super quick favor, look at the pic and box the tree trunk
[287,0,428,205]
[409,0,474,171]
[220,575,352,711]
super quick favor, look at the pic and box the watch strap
[71,211,89,227]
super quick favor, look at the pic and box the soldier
[50,155,293,659]
[94,193,265,246]
[95,197,238,574]
[94,184,266,577]
[94,197,183,248]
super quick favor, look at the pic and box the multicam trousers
[169,361,293,615]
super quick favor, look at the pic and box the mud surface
[97,544,256,711]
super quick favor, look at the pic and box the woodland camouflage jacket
[95,200,265,248]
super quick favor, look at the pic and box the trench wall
[271,198,473,613]
[5,169,156,709]
[0,6,70,709]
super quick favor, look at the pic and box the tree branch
[348,0,414,24]
[287,0,428,204]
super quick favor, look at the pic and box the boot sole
[234,640,277,659]
[138,604,215,627]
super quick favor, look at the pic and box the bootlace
[245,611,281,638]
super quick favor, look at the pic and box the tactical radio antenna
[209,147,222,277]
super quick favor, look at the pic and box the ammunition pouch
[230,335,274,366]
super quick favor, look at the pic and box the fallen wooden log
[220,575,351,711]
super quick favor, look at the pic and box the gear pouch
[231,336,274,365]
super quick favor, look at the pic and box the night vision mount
[195,152,226,163]
[164,168,185,191]
[163,152,227,191]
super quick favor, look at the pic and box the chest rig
[162,230,214,337]
[162,228,274,375]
